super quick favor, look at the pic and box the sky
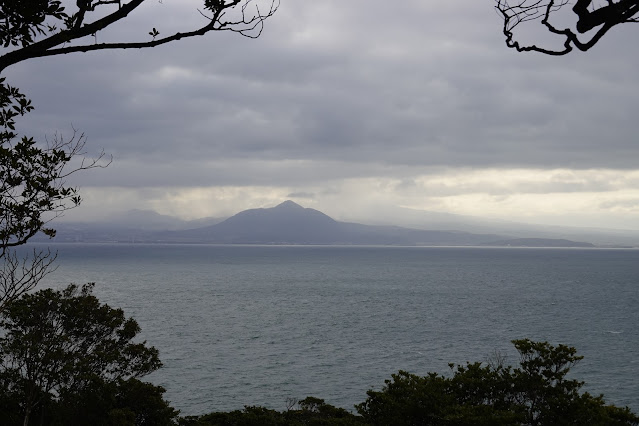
[4,0,639,230]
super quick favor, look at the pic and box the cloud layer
[4,0,639,229]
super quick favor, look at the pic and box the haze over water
[38,244,639,415]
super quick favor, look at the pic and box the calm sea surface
[31,244,639,415]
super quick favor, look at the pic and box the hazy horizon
[56,199,639,235]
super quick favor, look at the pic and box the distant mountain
[160,201,510,245]
[34,201,600,247]
[173,200,342,244]
[346,205,639,247]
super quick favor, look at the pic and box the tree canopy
[495,0,639,55]
[356,339,639,426]
[0,283,175,426]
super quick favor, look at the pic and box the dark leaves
[149,27,160,39]
[1,81,109,251]
[0,0,67,48]
[357,339,639,425]
[0,284,168,424]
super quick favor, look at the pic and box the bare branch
[496,0,639,54]
[0,248,57,314]
[47,128,113,180]
[1,126,111,250]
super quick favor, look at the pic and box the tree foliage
[179,397,364,426]
[0,0,67,49]
[356,339,639,426]
[0,76,108,312]
[0,79,106,251]
[0,283,174,426]
[496,0,639,55]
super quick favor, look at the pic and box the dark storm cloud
[4,0,639,190]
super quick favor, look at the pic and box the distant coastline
[480,238,595,248]
[30,201,629,248]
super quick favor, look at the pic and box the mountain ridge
[35,201,600,247]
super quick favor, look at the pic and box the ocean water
[31,244,639,415]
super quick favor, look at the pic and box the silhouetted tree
[496,0,639,55]
[0,283,174,426]
[356,339,639,425]
[179,397,364,426]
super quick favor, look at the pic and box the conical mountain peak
[274,200,304,210]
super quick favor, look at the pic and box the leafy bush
[356,339,639,426]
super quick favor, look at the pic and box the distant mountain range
[35,201,600,247]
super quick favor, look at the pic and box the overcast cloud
[4,0,639,229]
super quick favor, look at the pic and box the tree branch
[0,0,278,73]
[0,247,57,314]
[0,0,145,73]
[496,0,639,55]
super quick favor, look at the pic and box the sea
[28,243,639,416]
